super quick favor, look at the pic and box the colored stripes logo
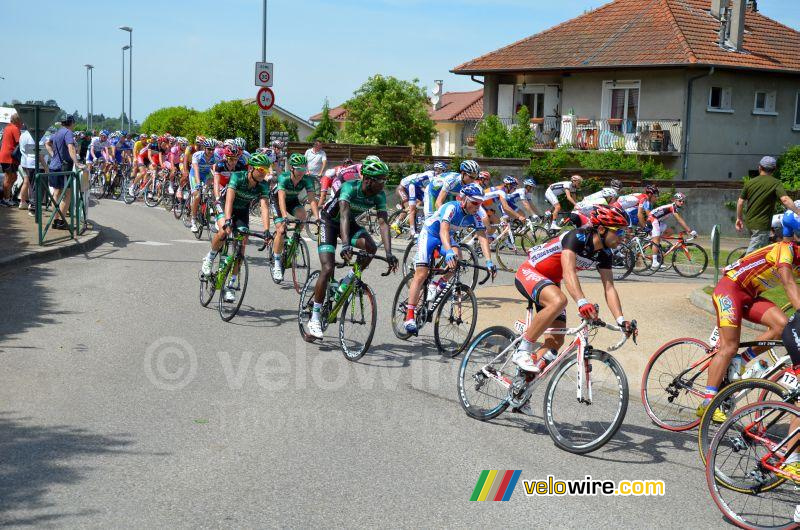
[470,470,521,501]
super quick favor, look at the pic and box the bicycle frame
[213,235,244,290]
[324,260,365,324]
[741,407,800,480]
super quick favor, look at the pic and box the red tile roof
[310,89,484,123]
[452,0,800,74]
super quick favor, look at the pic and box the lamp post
[84,64,94,132]
[122,45,130,131]
[259,0,267,148]
[119,26,133,131]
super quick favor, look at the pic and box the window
[708,86,733,112]
[753,90,777,115]
[601,80,640,133]
[794,92,800,130]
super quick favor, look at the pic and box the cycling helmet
[195,135,206,144]
[248,152,272,168]
[503,175,518,186]
[477,170,491,182]
[139,134,147,140]
[460,183,485,203]
[571,174,583,184]
[234,137,246,149]
[361,159,390,179]
[460,159,480,175]
[342,157,354,166]
[365,155,381,162]
[673,192,686,202]
[289,153,307,168]
[121,131,128,137]
[645,184,660,195]
[100,129,110,136]
[610,179,623,190]
[433,161,448,172]
[601,187,618,199]
[523,178,537,188]
[157,135,168,144]
[223,139,235,147]
[589,205,629,229]
[202,138,216,149]
[223,146,241,158]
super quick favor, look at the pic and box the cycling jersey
[137,148,162,166]
[772,213,784,230]
[482,186,508,208]
[167,145,182,166]
[780,211,800,237]
[323,179,386,222]
[399,170,433,205]
[424,172,466,216]
[274,171,315,204]
[545,181,575,206]
[723,241,800,296]
[133,140,146,158]
[574,196,608,214]
[614,193,650,212]
[115,139,133,163]
[416,201,486,266]
[523,229,612,284]
[223,171,270,211]
[189,150,218,190]
[648,202,679,222]
[213,158,247,188]
[505,188,530,212]
[321,164,361,195]
[87,137,110,162]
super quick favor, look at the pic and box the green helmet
[248,152,272,168]
[289,153,307,168]
[361,159,389,179]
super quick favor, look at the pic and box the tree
[474,106,534,158]
[340,75,435,148]
[141,106,200,137]
[308,100,338,143]
[507,106,534,157]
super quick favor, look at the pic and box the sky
[2,0,798,125]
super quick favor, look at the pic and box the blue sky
[3,0,798,124]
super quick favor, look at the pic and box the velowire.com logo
[470,470,522,501]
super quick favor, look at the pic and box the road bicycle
[266,218,313,293]
[199,227,270,322]
[297,249,392,361]
[617,228,664,278]
[123,167,165,207]
[190,184,219,241]
[390,259,491,357]
[462,218,538,273]
[387,205,425,242]
[457,303,636,454]
[655,232,708,277]
[641,332,791,432]
[400,237,481,289]
[705,400,800,529]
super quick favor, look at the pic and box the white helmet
[793,199,800,209]
[571,174,583,184]
[459,159,480,175]
[365,155,381,162]
[601,187,618,199]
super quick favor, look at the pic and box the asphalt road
[0,200,761,528]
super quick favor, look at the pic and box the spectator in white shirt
[18,125,42,214]
[304,140,327,178]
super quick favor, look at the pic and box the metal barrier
[34,170,88,245]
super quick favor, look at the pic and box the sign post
[14,103,60,180]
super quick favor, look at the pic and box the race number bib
[780,370,798,389]
[708,327,720,347]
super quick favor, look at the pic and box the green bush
[474,106,534,158]
[777,145,800,191]
[526,147,674,186]
[387,162,426,186]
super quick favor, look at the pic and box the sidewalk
[0,206,101,267]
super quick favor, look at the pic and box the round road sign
[258,71,271,84]
[257,87,275,111]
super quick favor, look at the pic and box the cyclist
[233,137,249,163]
[393,161,447,235]
[319,157,359,204]
[613,184,659,227]
[117,132,134,166]
[307,158,399,339]
[402,183,497,335]
[424,159,480,217]
[86,129,112,176]
[701,239,800,422]
[200,152,272,303]
[189,139,219,233]
[506,178,541,221]
[270,153,320,282]
[778,315,800,486]
[544,174,582,230]
[648,192,697,268]
[773,199,800,242]
[573,179,623,215]
[482,176,529,226]
[212,145,248,203]
[512,205,635,372]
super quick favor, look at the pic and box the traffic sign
[255,62,273,87]
[270,131,289,142]
[256,87,275,111]
[259,109,273,117]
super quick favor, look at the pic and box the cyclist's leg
[394,186,409,226]
[706,278,748,404]
[544,188,560,228]
[350,223,375,268]
[404,230,439,329]
[313,217,339,305]
[514,262,567,354]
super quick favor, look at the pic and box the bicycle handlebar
[544,317,637,351]
[335,249,395,277]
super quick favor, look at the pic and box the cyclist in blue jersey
[506,178,541,220]
[189,138,219,233]
[393,161,447,235]
[779,200,800,241]
[402,184,496,335]
[423,159,480,217]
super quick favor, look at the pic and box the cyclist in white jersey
[545,174,582,229]
[648,192,696,267]
[423,159,480,217]
[574,179,622,214]
[394,161,446,234]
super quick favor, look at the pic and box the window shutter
[766,91,776,113]
[722,87,733,110]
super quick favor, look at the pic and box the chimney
[710,0,725,19]
[728,0,746,51]
[717,6,730,46]
[432,80,444,111]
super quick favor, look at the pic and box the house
[451,0,800,180]
[308,85,484,156]
[241,99,316,140]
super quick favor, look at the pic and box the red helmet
[157,135,167,144]
[589,205,629,229]
[224,146,241,158]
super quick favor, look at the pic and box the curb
[0,228,103,269]
[688,287,765,331]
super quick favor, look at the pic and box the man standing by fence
[44,115,78,230]
[304,139,327,181]
[736,156,800,253]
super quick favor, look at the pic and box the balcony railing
[558,117,682,153]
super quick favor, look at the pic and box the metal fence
[34,170,89,245]
[559,117,682,153]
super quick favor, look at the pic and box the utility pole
[122,46,129,130]
[259,0,267,148]
[120,27,133,131]
[84,64,94,131]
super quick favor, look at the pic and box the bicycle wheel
[193,211,204,240]
[672,242,708,278]
[390,271,424,340]
[706,401,799,528]
[218,254,248,322]
[205,200,218,238]
[529,225,550,244]
[698,378,790,467]
[434,283,478,358]
[641,337,712,431]
[173,196,184,220]
[298,270,327,342]
[199,252,223,307]
[338,282,377,361]
[110,173,123,200]
[543,350,629,454]
[611,244,635,281]
[90,174,105,200]
[726,246,748,267]
[144,179,161,207]
[123,184,137,204]
[494,233,534,273]
[287,238,309,293]
[457,326,515,420]
[459,244,480,290]
[632,241,663,276]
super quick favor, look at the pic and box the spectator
[736,156,800,253]
[0,112,22,206]
[77,131,90,163]
[18,124,43,215]
[45,115,78,230]
[304,139,327,179]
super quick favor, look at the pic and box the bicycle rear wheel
[543,350,628,454]
[726,246,747,267]
[641,337,711,431]
[90,174,105,200]
[144,179,162,207]
[390,271,423,340]
[199,253,222,307]
[401,240,417,276]
[339,282,377,361]
[298,271,327,342]
[290,238,311,294]
[672,243,708,278]
[494,233,534,273]
[457,326,515,420]
[218,255,248,322]
[612,244,635,281]
[529,225,550,244]
[434,283,478,358]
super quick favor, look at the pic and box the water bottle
[741,359,769,380]
[338,271,355,295]
[727,355,746,382]
[543,350,557,364]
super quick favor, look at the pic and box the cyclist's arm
[638,205,647,227]
[520,198,539,217]
[599,267,624,322]
[259,196,270,232]
[439,221,453,252]
[277,189,289,219]
[673,212,692,233]
[561,249,587,304]
[192,162,200,185]
[777,266,800,311]
[475,229,493,264]
[338,200,352,246]
[435,187,449,210]
[307,190,320,219]
[377,210,391,256]
[212,170,222,201]
[564,190,576,205]
[224,187,236,225]
[499,195,524,221]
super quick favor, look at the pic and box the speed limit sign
[257,87,275,111]
[255,62,273,87]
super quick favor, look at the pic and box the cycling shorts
[189,171,209,192]
[318,213,370,254]
[270,197,303,223]
[414,229,455,267]
[215,206,250,231]
[514,262,567,322]
[649,217,669,237]
[544,188,560,206]
[625,208,640,226]
[396,186,409,202]
[712,276,775,328]
[87,150,109,163]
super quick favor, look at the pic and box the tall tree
[309,100,338,142]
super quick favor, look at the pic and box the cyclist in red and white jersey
[648,192,696,267]
[319,158,360,204]
[612,185,659,227]
[512,205,636,372]
[545,175,582,230]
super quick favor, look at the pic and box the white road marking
[134,241,172,246]
[171,239,209,244]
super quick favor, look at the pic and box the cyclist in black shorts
[306,159,399,338]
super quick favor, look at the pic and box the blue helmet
[100,129,110,136]
[459,159,480,175]
[523,178,537,188]
[502,176,518,186]
[460,183,485,202]
[433,161,448,172]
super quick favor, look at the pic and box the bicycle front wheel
[611,244,634,281]
[339,282,377,362]
[199,253,222,307]
[632,241,663,276]
[290,238,311,294]
[494,234,533,273]
[144,180,161,207]
[434,283,478,358]
[457,326,515,420]
[543,350,629,454]
[390,271,422,340]
[672,243,708,278]
[459,244,480,290]
[218,255,248,322]
[725,246,747,267]
[298,270,324,342]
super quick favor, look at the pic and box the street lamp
[84,64,94,132]
[122,45,130,131]
[119,26,132,131]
